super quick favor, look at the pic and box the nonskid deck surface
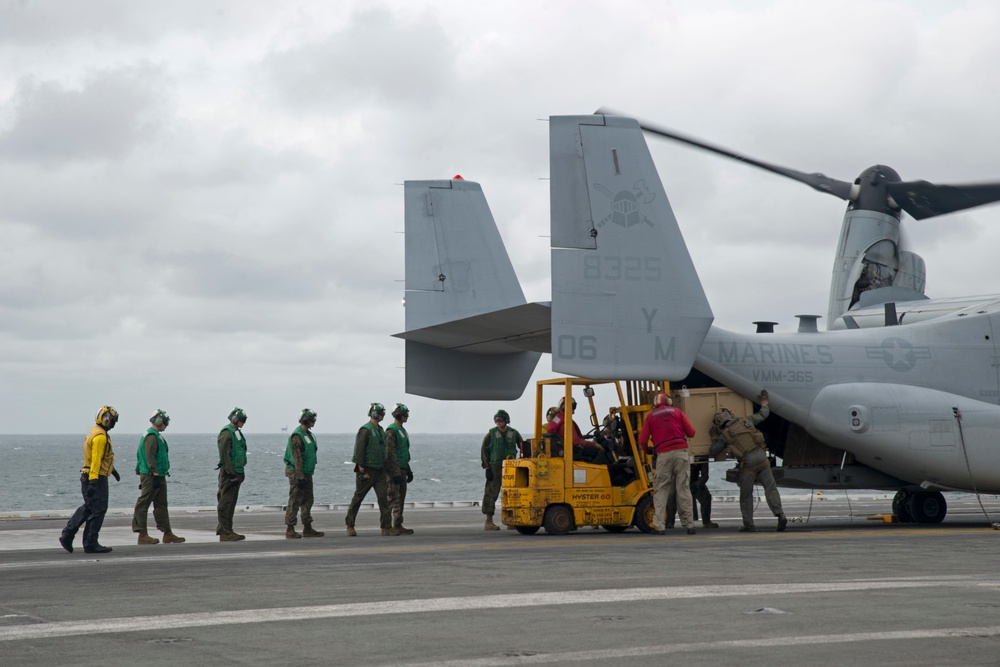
[2,498,999,667]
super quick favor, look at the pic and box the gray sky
[3,0,1000,434]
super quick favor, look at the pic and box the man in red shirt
[638,393,697,535]
[546,397,611,464]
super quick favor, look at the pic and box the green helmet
[95,405,119,429]
[228,407,247,425]
[494,409,510,423]
[369,402,386,418]
[150,409,170,427]
[392,403,409,420]
[299,408,317,426]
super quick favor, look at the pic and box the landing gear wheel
[515,526,540,535]
[542,506,574,535]
[601,525,629,533]
[908,491,947,524]
[892,490,913,523]
[634,494,655,534]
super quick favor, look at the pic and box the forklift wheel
[515,526,540,535]
[634,495,655,533]
[543,505,574,535]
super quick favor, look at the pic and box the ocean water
[1,432,490,512]
[3,432,845,512]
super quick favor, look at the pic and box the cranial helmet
[545,406,558,420]
[96,405,119,429]
[557,397,577,411]
[392,403,409,419]
[150,409,170,427]
[494,409,510,423]
[299,408,317,426]
[228,407,247,425]
[653,393,673,407]
[369,402,386,418]
[712,408,735,428]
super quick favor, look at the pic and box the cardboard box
[671,387,755,459]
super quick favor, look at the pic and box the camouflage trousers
[387,471,409,527]
[345,467,391,529]
[481,463,504,516]
[217,471,243,535]
[285,471,314,528]
[133,474,172,534]
[738,447,783,527]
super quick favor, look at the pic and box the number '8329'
[583,256,661,281]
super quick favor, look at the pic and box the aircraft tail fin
[400,179,541,399]
[548,114,714,379]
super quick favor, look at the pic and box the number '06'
[557,335,597,360]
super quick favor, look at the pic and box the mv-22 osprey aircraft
[595,107,1000,331]
[396,113,1000,524]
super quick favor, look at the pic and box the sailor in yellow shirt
[60,406,121,554]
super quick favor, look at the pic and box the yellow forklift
[500,377,667,535]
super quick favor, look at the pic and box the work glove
[392,475,403,485]
[358,470,371,483]
[153,476,162,490]
[406,469,414,484]
[297,478,306,490]
[645,445,654,455]
[86,479,98,498]
[111,468,120,482]
[758,389,769,404]
[485,468,494,482]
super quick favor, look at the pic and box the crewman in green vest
[345,402,394,536]
[481,409,523,531]
[385,403,414,535]
[133,409,186,545]
[284,408,324,538]
[217,407,248,541]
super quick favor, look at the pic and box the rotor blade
[887,180,1000,220]
[595,107,854,200]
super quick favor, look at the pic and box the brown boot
[162,532,186,544]
[702,520,720,528]
[395,525,414,535]
[484,515,500,531]
[285,526,302,539]
[137,532,159,545]
[219,532,242,542]
[302,524,325,538]
[346,525,357,537]
[381,527,402,536]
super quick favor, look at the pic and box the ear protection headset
[229,407,247,425]
[392,403,409,420]
[150,409,170,427]
[299,408,317,426]
[96,406,119,429]
[369,402,386,418]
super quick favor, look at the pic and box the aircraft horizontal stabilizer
[401,179,541,398]
[394,301,551,354]
[404,341,539,400]
[548,115,714,380]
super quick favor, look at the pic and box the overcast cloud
[3,0,1000,434]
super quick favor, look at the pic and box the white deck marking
[397,626,1000,666]
[0,577,996,642]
